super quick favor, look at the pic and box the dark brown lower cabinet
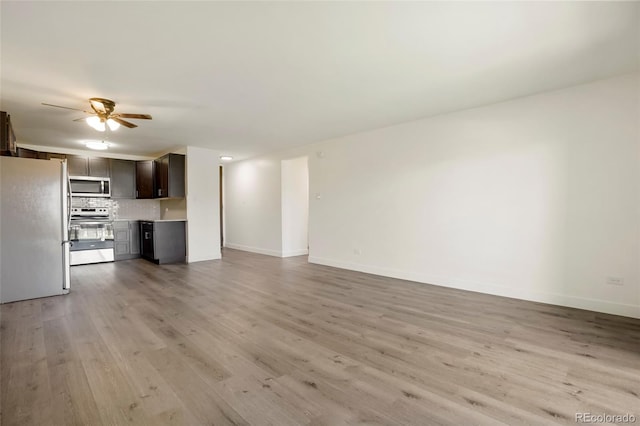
[114,220,140,261]
[140,220,186,264]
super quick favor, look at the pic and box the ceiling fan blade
[113,113,152,120]
[89,97,116,115]
[89,99,107,114]
[72,117,89,122]
[42,103,92,113]
[111,117,137,128]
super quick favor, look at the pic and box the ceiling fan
[42,97,152,131]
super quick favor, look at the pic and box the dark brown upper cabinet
[67,155,110,177]
[135,160,155,199]
[110,159,136,199]
[154,154,185,199]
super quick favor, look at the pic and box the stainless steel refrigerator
[0,156,71,303]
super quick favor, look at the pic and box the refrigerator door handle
[67,172,72,230]
[62,160,71,293]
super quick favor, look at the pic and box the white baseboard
[282,249,309,258]
[225,243,282,257]
[308,256,640,319]
[187,251,221,263]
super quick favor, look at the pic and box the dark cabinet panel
[110,159,136,199]
[136,160,155,199]
[114,220,140,261]
[67,155,110,177]
[67,155,89,176]
[168,154,186,198]
[155,221,186,264]
[154,155,169,198]
[154,154,185,198]
[140,221,186,264]
[16,148,62,160]
[89,157,110,177]
[17,147,39,158]
[130,222,140,255]
[0,111,16,157]
[114,221,130,260]
[141,222,154,259]
[114,240,130,256]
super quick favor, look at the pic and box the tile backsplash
[113,199,161,220]
[71,197,162,220]
[71,197,113,208]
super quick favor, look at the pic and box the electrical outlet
[606,276,624,286]
[353,248,361,255]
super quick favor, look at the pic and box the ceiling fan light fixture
[86,116,106,131]
[44,98,152,131]
[106,118,120,131]
[85,140,110,150]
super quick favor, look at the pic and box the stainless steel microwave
[69,176,111,198]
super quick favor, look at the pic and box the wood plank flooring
[1,248,639,425]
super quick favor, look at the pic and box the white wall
[160,198,187,220]
[225,157,283,256]
[281,156,309,257]
[225,73,640,318]
[186,146,221,263]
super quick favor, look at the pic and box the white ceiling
[1,2,638,159]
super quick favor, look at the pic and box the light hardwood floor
[1,249,639,425]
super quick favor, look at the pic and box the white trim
[308,256,640,319]
[187,251,221,263]
[282,249,309,258]
[225,243,282,257]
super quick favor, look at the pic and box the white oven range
[69,207,115,265]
